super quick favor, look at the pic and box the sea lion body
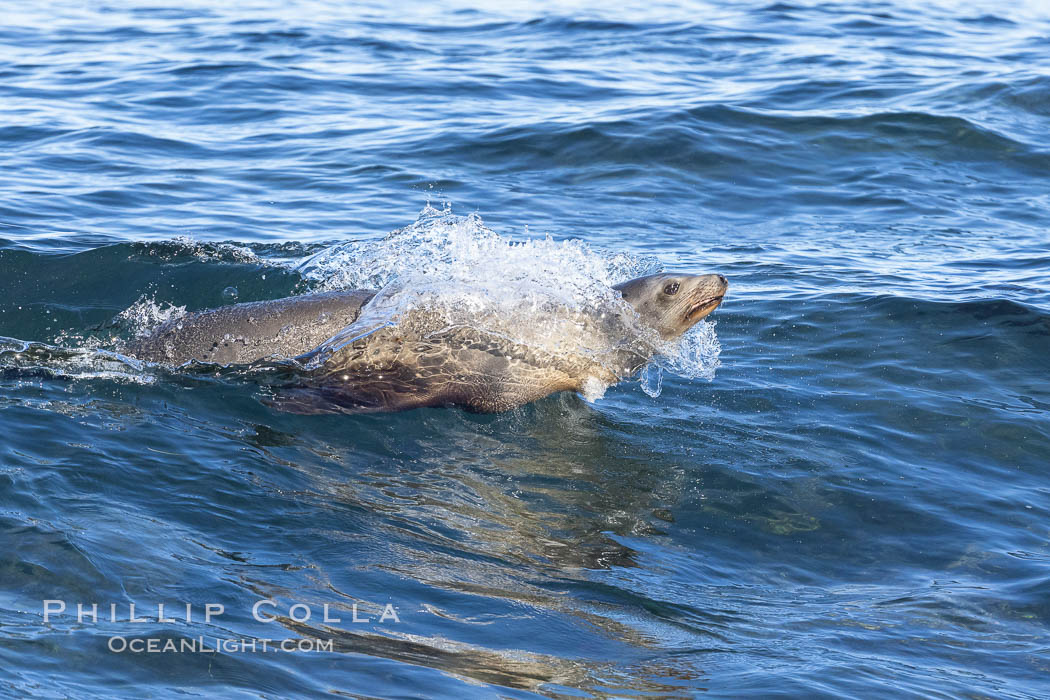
[286,321,611,414]
[127,273,727,413]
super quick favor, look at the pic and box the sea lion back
[127,289,375,365]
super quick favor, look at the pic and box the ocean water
[1,0,1049,697]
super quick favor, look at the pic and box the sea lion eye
[663,282,680,296]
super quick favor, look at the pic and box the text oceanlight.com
[108,636,335,653]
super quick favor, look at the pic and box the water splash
[113,296,187,340]
[579,375,610,402]
[0,339,154,384]
[653,319,722,382]
[297,204,722,398]
[0,297,186,384]
[639,363,663,398]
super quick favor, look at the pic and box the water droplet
[222,286,239,301]
[640,363,663,398]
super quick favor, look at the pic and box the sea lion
[127,272,727,413]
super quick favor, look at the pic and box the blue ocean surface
[1,0,1049,697]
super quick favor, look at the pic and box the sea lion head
[614,272,728,340]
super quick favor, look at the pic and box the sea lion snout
[696,273,728,305]
[690,273,728,299]
[682,273,727,325]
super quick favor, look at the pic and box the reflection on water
[232,400,706,693]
